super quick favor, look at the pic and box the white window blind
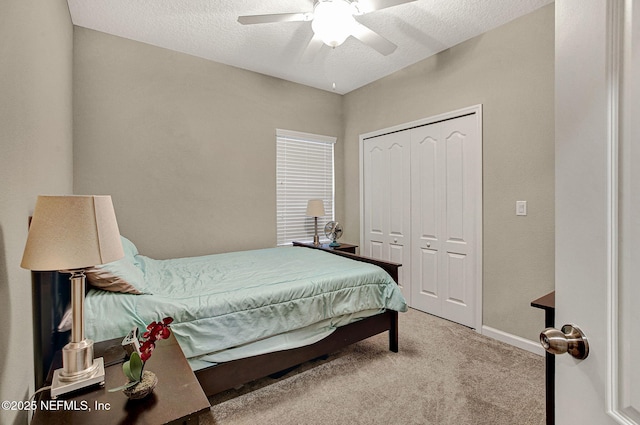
[276,129,335,246]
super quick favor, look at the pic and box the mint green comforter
[85,247,407,363]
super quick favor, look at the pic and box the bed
[32,237,406,397]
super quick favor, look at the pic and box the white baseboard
[481,325,545,357]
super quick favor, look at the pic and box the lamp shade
[306,199,326,217]
[21,195,124,271]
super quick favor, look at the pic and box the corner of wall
[0,0,74,423]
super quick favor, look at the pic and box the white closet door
[410,114,479,328]
[409,124,442,315]
[363,131,411,301]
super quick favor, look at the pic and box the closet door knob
[393,238,398,243]
[426,242,431,248]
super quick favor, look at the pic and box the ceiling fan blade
[356,0,417,14]
[351,22,397,55]
[238,12,312,25]
[300,33,325,63]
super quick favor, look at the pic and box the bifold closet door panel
[362,131,411,302]
[410,114,479,328]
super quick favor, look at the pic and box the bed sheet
[84,246,407,364]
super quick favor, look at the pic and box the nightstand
[31,334,210,425]
[292,241,358,254]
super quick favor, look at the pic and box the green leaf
[123,352,143,382]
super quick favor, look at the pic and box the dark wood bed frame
[32,246,401,397]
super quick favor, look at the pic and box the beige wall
[343,4,555,341]
[0,0,74,424]
[73,28,344,259]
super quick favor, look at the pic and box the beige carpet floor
[199,308,545,425]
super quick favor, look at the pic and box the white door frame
[359,105,483,331]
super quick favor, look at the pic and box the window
[276,129,335,246]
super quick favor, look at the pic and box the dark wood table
[531,291,555,425]
[31,334,210,425]
[292,240,358,254]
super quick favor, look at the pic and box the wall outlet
[516,201,527,216]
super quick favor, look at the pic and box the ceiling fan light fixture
[311,0,357,47]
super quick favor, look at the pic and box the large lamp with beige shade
[21,195,123,398]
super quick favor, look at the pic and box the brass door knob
[540,324,589,360]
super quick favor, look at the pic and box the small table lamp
[21,195,124,398]
[306,199,326,246]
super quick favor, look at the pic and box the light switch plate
[516,201,527,216]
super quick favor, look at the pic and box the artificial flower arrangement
[110,316,174,395]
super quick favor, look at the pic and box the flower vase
[123,371,158,400]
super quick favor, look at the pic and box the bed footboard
[196,309,398,396]
[291,242,401,284]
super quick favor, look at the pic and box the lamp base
[50,357,105,399]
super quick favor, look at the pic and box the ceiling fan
[238,0,417,58]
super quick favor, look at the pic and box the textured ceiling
[66,0,553,94]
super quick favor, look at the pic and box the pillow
[85,236,149,294]
[120,235,141,266]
